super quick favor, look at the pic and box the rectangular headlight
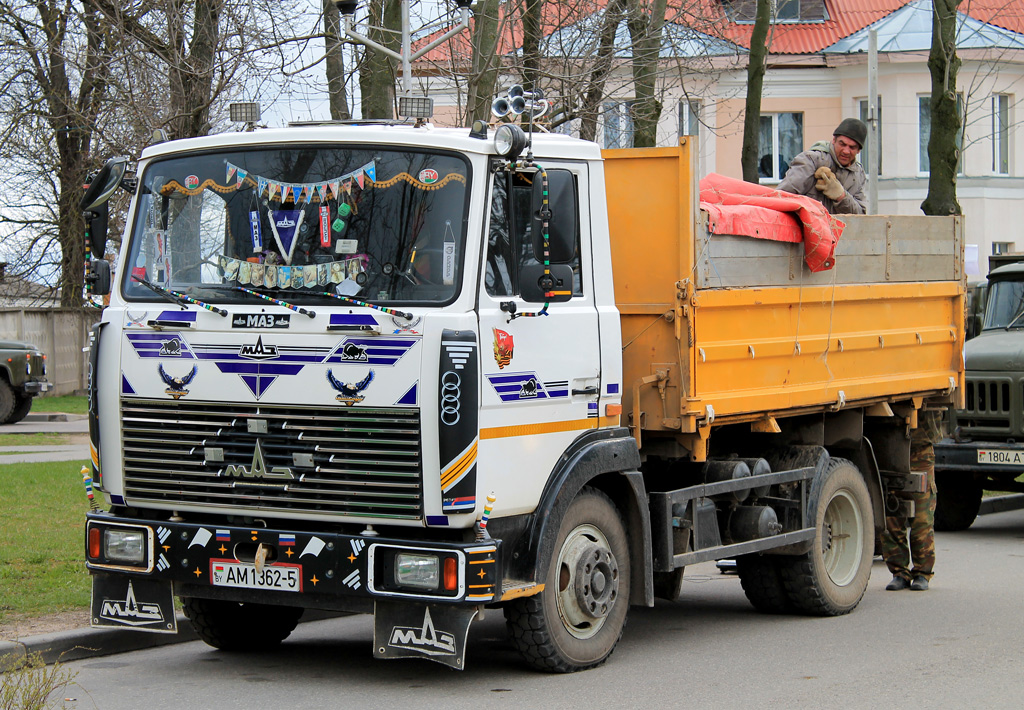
[395,553,439,590]
[105,529,146,563]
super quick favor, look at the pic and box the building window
[857,96,882,175]
[759,112,803,182]
[678,99,701,137]
[919,94,964,174]
[993,241,1014,255]
[993,94,1010,175]
[724,0,828,23]
[603,101,634,149]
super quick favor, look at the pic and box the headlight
[494,124,526,160]
[395,553,439,590]
[105,529,146,563]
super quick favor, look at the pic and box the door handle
[572,386,599,396]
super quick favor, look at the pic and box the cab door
[476,163,602,516]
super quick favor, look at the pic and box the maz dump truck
[82,125,964,672]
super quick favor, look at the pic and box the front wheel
[934,470,982,531]
[504,487,631,672]
[780,457,873,616]
[181,597,303,651]
[4,394,33,424]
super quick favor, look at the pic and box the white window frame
[993,93,1010,175]
[603,101,634,149]
[993,241,1014,256]
[758,112,803,184]
[678,99,701,138]
[857,96,882,175]
[919,93,965,176]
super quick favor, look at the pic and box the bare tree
[358,0,402,119]
[626,0,668,148]
[465,0,504,124]
[324,0,352,120]
[922,0,964,215]
[741,0,771,183]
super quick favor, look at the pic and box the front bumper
[85,514,501,612]
[22,380,51,395]
[935,438,1024,473]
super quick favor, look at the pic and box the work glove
[814,166,846,202]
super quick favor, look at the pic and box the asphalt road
[54,508,1024,710]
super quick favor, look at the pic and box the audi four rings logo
[440,371,461,425]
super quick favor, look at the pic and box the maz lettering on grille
[221,441,294,480]
[440,371,461,426]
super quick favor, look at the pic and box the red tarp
[698,173,844,272]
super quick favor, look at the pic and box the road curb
[22,412,87,423]
[0,614,198,665]
[0,610,346,665]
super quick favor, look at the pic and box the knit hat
[834,118,867,148]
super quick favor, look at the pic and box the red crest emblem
[493,328,514,369]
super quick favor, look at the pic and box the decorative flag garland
[225,160,376,204]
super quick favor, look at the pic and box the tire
[181,597,303,651]
[0,379,15,423]
[504,487,630,672]
[736,554,794,614]
[934,470,982,531]
[779,457,873,616]
[5,395,33,424]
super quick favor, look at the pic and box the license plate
[977,449,1024,465]
[210,561,302,592]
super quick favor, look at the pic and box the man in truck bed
[778,118,868,215]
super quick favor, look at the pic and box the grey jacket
[777,141,867,215]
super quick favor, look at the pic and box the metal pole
[868,29,879,214]
[402,0,411,98]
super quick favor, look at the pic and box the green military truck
[0,339,51,424]
[935,255,1024,529]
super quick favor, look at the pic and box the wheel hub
[573,542,618,619]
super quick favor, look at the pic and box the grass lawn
[32,395,87,415]
[0,459,96,625]
[0,432,80,448]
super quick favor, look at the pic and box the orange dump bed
[604,140,965,458]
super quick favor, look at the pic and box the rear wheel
[4,394,33,424]
[934,471,982,531]
[780,457,873,616]
[181,597,303,651]
[0,380,15,423]
[736,554,793,614]
[504,487,630,672]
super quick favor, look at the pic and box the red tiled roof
[416,0,1024,62]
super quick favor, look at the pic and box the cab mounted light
[494,124,527,160]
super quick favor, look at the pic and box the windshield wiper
[235,286,316,318]
[131,275,227,317]
[1005,302,1024,330]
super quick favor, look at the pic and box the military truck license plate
[211,561,302,592]
[977,449,1024,465]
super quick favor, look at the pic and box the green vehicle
[0,339,51,424]
[935,258,1024,529]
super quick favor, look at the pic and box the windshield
[122,146,469,304]
[983,279,1024,329]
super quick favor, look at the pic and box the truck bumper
[935,438,1024,473]
[86,514,501,627]
[22,380,51,395]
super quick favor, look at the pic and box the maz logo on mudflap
[99,581,165,627]
[388,607,456,657]
[220,440,294,485]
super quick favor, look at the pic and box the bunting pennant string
[223,160,377,203]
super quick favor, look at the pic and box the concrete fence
[0,308,97,395]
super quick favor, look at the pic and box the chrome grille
[120,399,422,520]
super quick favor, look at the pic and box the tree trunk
[323,0,351,120]
[359,0,401,119]
[521,0,542,92]
[626,0,668,148]
[167,0,222,139]
[921,0,963,216]
[741,0,771,183]
[466,0,503,125]
[579,0,628,142]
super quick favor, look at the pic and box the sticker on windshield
[418,168,438,185]
[184,175,199,190]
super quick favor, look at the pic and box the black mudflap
[373,599,478,670]
[90,573,178,633]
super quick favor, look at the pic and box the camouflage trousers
[881,440,937,581]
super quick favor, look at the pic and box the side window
[485,170,582,298]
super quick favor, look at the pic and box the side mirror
[81,157,128,257]
[86,258,111,296]
[531,169,577,264]
[519,263,574,303]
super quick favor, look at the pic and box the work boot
[910,576,929,591]
[885,576,909,591]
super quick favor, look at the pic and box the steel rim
[821,488,864,587]
[555,523,619,640]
